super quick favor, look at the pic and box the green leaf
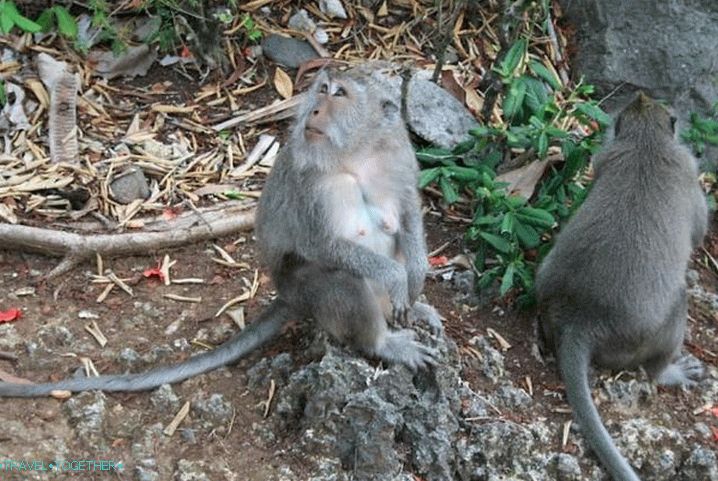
[479,232,513,254]
[52,6,78,38]
[419,167,442,188]
[528,60,561,90]
[505,195,526,209]
[514,221,540,248]
[473,215,501,226]
[536,131,549,159]
[500,212,515,234]
[516,207,555,228]
[438,176,460,204]
[223,190,244,200]
[0,7,14,34]
[497,38,527,78]
[503,77,527,120]
[446,165,481,182]
[0,79,5,106]
[35,9,53,32]
[500,263,516,295]
[523,76,548,114]
[4,1,41,32]
[416,147,455,164]
[574,102,612,127]
[478,267,500,289]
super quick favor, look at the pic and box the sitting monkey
[0,68,441,397]
[536,92,708,481]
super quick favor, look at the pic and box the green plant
[0,0,41,34]
[240,14,262,43]
[36,6,78,38]
[0,79,6,107]
[681,104,718,156]
[418,6,607,302]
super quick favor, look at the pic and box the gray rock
[0,324,22,349]
[549,453,583,481]
[467,335,505,382]
[118,347,142,368]
[63,392,107,447]
[406,75,478,149]
[680,446,718,481]
[37,324,75,348]
[110,166,150,204]
[247,352,294,389]
[288,9,316,33]
[150,384,180,411]
[262,34,319,69]
[560,0,718,168]
[193,393,233,428]
[174,460,210,481]
[179,428,197,444]
[599,376,654,409]
[319,0,347,19]
[135,466,160,481]
[492,382,533,409]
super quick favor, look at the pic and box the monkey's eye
[319,84,328,94]
[333,86,346,97]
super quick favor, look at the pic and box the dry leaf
[496,160,551,200]
[465,87,483,115]
[274,67,293,100]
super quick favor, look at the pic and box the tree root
[0,203,255,280]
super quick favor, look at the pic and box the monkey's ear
[381,99,400,121]
[669,115,677,133]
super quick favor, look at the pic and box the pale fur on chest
[320,153,404,257]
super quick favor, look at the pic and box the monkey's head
[614,91,677,140]
[291,69,402,157]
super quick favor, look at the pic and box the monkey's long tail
[0,299,293,398]
[558,336,641,481]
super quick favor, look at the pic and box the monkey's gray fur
[536,92,708,481]
[0,68,440,398]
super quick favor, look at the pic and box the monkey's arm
[0,300,292,397]
[397,194,429,303]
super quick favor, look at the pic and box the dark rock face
[561,0,718,165]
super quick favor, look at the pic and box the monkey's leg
[644,291,704,387]
[292,267,437,370]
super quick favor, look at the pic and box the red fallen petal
[180,45,193,58]
[712,426,718,442]
[711,406,718,417]
[0,308,22,323]
[143,265,165,281]
[162,207,180,220]
[428,255,449,267]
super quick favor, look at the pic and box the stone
[406,74,478,149]
[319,0,347,19]
[560,0,718,168]
[261,34,319,69]
[110,166,150,204]
[288,9,316,33]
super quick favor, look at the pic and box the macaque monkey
[0,68,440,398]
[536,92,708,481]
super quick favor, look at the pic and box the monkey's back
[536,139,700,336]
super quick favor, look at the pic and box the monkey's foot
[410,302,444,335]
[377,329,438,371]
[656,355,705,387]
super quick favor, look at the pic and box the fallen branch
[0,208,256,280]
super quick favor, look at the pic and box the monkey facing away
[536,93,708,481]
[0,68,441,398]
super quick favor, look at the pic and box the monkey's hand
[387,262,411,326]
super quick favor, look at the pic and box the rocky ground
[0,219,716,481]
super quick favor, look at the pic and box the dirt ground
[0,210,716,480]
